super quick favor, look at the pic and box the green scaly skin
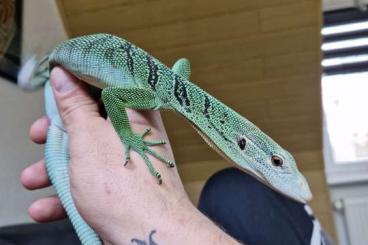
[30,33,312,244]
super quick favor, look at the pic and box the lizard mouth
[238,167,312,204]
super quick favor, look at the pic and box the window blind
[322,7,368,75]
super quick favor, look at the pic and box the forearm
[103,200,239,245]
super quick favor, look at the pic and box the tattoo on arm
[131,230,158,245]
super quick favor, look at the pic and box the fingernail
[52,68,76,94]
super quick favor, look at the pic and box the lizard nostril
[237,138,246,150]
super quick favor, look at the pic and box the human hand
[21,67,238,244]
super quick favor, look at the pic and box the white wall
[0,80,47,226]
[0,0,67,226]
[21,0,67,61]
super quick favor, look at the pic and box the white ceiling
[323,0,368,11]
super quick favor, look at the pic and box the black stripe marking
[118,43,134,75]
[82,39,97,54]
[82,36,110,54]
[147,56,159,90]
[78,36,111,68]
[104,47,116,67]
[174,76,191,108]
[203,96,211,119]
[211,121,231,143]
[203,95,231,143]
[125,44,134,75]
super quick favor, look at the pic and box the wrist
[130,200,239,245]
[164,203,239,245]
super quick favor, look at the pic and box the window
[322,7,368,182]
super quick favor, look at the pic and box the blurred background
[0,0,368,244]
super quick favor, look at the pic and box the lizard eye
[237,138,246,150]
[271,155,283,167]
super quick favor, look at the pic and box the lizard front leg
[101,87,174,184]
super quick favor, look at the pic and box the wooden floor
[56,0,336,239]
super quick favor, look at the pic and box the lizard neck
[169,78,245,162]
[168,76,278,172]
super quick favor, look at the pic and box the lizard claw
[156,172,162,185]
[168,161,175,168]
[142,128,151,137]
[144,139,166,146]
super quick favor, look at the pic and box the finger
[29,116,49,144]
[21,159,51,190]
[50,67,100,129]
[29,196,66,222]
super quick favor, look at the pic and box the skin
[20,67,239,245]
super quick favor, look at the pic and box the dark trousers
[198,168,334,245]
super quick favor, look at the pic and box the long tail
[18,55,101,244]
[44,83,102,244]
[17,55,49,90]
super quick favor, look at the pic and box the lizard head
[233,133,313,203]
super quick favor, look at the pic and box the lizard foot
[123,128,175,184]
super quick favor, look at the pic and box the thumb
[50,67,100,129]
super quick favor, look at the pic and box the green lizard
[18,33,312,245]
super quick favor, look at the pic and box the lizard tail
[17,55,49,90]
[44,83,102,245]
[44,121,102,245]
